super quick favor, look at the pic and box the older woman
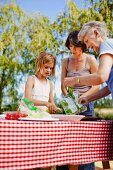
[64,21,113,104]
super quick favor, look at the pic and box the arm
[80,56,100,98]
[64,54,113,86]
[25,76,34,99]
[48,81,57,113]
[49,81,55,104]
[79,86,111,104]
[61,58,68,96]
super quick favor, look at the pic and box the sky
[2,0,89,97]
[3,0,89,21]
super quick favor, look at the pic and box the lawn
[95,161,113,170]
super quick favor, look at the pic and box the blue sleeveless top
[100,38,113,99]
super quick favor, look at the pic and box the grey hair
[78,21,109,41]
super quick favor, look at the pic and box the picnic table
[0,119,113,170]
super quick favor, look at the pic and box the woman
[64,21,113,104]
[58,30,99,170]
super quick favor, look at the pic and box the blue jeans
[56,163,95,170]
[78,162,95,170]
[78,102,95,116]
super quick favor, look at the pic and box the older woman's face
[83,33,101,52]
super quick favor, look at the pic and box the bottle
[22,98,39,111]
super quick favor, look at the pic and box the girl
[25,52,57,114]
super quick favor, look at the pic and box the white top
[99,38,113,99]
[31,75,50,102]
[100,38,113,56]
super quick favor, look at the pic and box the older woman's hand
[79,96,89,105]
[64,77,76,87]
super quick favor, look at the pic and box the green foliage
[0,0,113,111]
[96,112,113,120]
[0,2,59,111]
[68,87,75,99]
[27,15,59,55]
[87,0,113,36]
[94,98,113,108]
[3,103,19,111]
[52,0,113,58]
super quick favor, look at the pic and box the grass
[95,108,113,120]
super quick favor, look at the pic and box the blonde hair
[78,21,109,41]
[35,52,56,77]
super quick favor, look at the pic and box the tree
[52,0,113,52]
[0,3,59,111]
[1,0,113,110]
[52,0,113,107]
[86,0,113,36]
[51,0,104,71]
[52,0,104,51]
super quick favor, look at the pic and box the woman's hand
[64,77,76,87]
[79,96,89,105]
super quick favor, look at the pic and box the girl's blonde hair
[35,52,56,77]
[78,21,109,41]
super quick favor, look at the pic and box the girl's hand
[46,102,57,114]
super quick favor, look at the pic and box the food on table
[27,110,52,119]
[60,87,86,115]
[19,98,39,111]
[55,107,63,114]
[19,98,53,119]
[61,97,78,115]
[5,112,28,120]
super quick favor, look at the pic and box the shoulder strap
[31,75,35,88]
[84,54,89,68]
[66,57,70,70]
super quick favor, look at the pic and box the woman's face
[69,44,83,57]
[83,32,101,52]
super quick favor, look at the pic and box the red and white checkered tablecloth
[0,119,113,170]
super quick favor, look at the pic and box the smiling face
[83,30,102,52]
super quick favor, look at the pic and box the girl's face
[40,61,54,78]
[83,31,101,52]
[69,44,83,58]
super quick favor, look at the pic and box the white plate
[19,117,59,121]
[51,114,85,121]
[0,114,5,119]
